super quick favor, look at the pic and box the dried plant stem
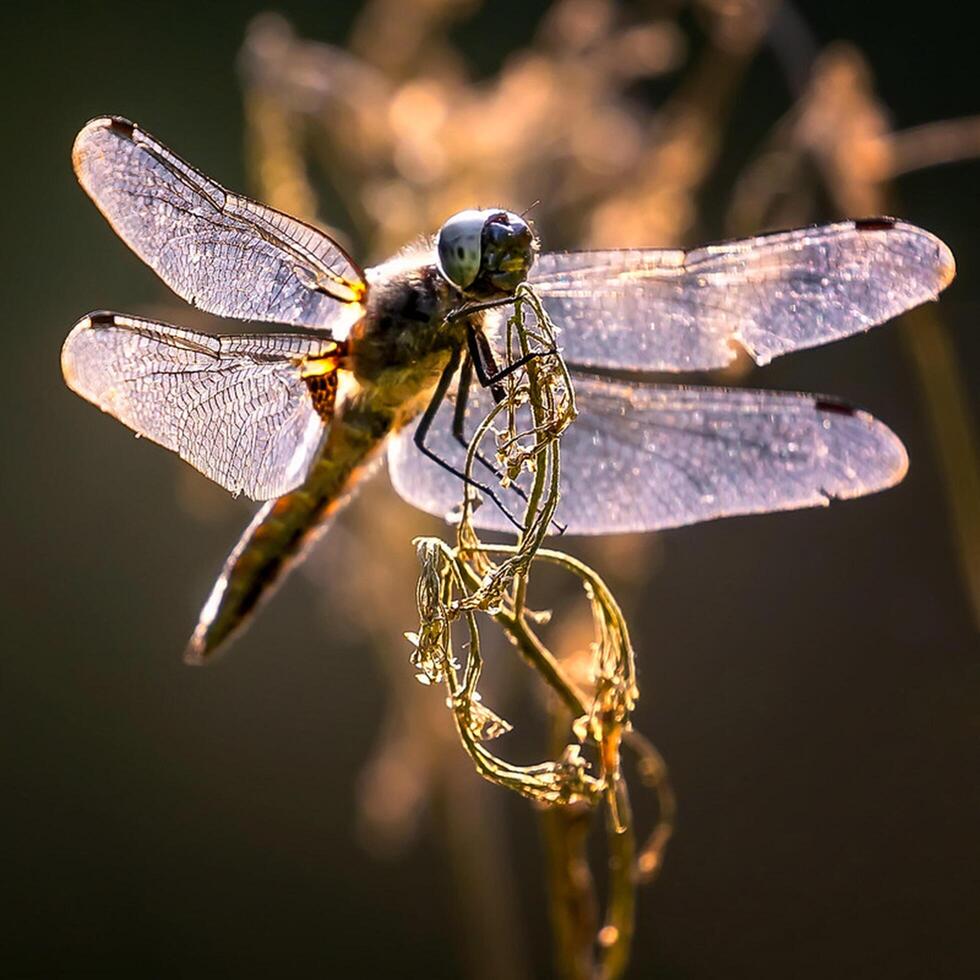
[625,731,677,885]
[492,603,589,717]
[600,778,637,980]
[408,286,672,978]
[542,695,599,980]
[541,796,598,980]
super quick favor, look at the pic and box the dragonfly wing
[62,312,341,500]
[387,372,907,534]
[73,117,366,336]
[513,219,954,371]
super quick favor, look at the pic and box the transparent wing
[73,117,367,337]
[504,219,955,371]
[387,373,908,534]
[62,312,341,500]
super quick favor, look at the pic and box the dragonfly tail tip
[183,637,208,667]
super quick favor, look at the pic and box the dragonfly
[62,117,955,663]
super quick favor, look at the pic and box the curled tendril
[406,288,668,819]
[403,281,674,978]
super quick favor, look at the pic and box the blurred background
[2,1,978,976]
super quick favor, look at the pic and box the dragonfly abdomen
[184,398,394,663]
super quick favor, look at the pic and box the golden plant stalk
[406,286,673,978]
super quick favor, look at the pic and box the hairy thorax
[348,259,466,400]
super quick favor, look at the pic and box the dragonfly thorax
[436,209,536,298]
[349,260,466,393]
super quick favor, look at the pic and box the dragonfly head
[436,209,536,298]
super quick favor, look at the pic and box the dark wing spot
[814,397,856,417]
[105,117,136,140]
[87,311,119,327]
[855,217,897,232]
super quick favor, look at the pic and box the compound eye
[436,210,485,289]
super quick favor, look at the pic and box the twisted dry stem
[406,286,674,978]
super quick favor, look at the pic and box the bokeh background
[2,1,978,977]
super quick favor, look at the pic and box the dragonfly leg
[466,323,557,398]
[459,336,567,536]
[415,347,523,531]
[451,354,531,506]
[445,296,515,323]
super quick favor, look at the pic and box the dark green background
[2,2,977,977]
